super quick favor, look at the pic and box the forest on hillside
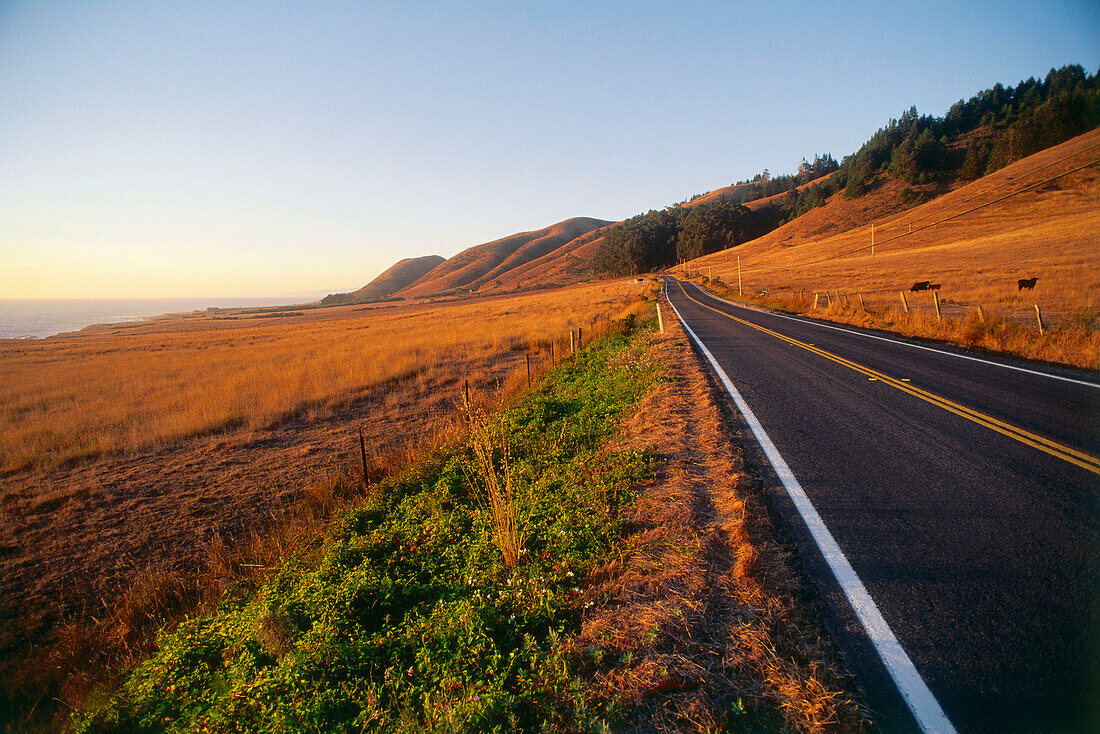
[593,64,1100,276]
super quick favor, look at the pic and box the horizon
[2,1,1098,299]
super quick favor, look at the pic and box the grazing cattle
[910,281,931,292]
[754,289,768,298]
[928,283,941,291]
[1018,277,1038,291]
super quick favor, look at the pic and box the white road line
[685,282,1099,389]
[665,285,957,734]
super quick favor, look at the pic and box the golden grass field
[687,129,1100,368]
[0,280,647,475]
[0,280,653,729]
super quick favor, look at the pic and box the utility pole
[737,255,743,296]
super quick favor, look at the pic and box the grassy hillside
[692,129,1099,319]
[593,65,1099,278]
[481,227,611,291]
[398,217,610,298]
[327,255,446,304]
[685,129,1100,367]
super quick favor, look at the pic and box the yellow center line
[677,282,1100,476]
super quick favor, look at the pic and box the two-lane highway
[666,279,1099,733]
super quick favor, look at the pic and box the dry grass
[576,313,867,732]
[464,409,528,569]
[0,280,647,475]
[0,280,651,733]
[686,129,1100,369]
[702,279,1100,370]
[11,469,377,733]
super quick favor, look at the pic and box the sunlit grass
[0,281,650,474]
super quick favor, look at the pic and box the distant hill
[398,217,611,298]
[321,255,445,305]
[353,255,445,300]
[488,227,610,290]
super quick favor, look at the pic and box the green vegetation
[591,161,835,277]
[837,64,1100,195]
[73,326,662,733]
[592,64,1099,277]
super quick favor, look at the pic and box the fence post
[526,354,531,388]
[1035,304,1045,335]
[858,293,866,312]
[738,255,743,296]
[812,293,819,311]
[656,302,664,333]
[569,330,575,355]
[464,380,470,412]
[900,291,910,314]
[933,291,942,321]
[577,327,582,351]
[977,305,985,323]
[359,425,369,489]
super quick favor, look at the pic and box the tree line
[593,64,1099,276]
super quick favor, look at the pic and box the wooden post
[812,293,819,311]
[737,256,742,296]
[359,425,368,489]
[1035,304,1045,335]
[933,291,942,321]
[708,263,713,280]
[900,291,910,313]
[656,302,664,333]
[464,380,470,411]
[550,341,555,366]
[871,222,875,258]
[858,293,866,312]
[977,305,986,323]
[526,353,531,388]
[825,291,832,307]
[577,327,583,350]
[569,330,575,355]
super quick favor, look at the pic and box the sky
[1,1,1097,300]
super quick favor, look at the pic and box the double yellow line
[677,283,1100,476]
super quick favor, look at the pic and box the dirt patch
[577,317,869,731]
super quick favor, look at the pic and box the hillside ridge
[396,216,611,298]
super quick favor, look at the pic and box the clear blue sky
[1,1,1097,298]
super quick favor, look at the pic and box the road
[664,279,1100,733]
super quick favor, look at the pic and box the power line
[905,141,1100,226]
[738,156,1100,275]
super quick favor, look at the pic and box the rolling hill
[397,216,611,298]
[351,255,446,301]
[684,128,1100,325]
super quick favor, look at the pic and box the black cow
[910,281,931,292]
[928,283,941,291]
[1018,277,1038,291]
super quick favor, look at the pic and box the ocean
[0,297,312,340]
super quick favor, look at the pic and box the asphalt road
[665,279,1100,733]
